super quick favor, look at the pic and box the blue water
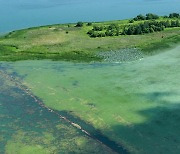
[0,0,180,33]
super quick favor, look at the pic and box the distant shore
[0,13,180,62]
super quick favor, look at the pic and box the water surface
[0,0,180,33]
[0,65,114,153]
[1,45,180,153]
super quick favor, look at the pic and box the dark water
[0,0,180,33]
[0,66,115,153]
[1,45,180,153]
[0,65,128,153]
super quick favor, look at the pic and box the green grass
[0,18,180,62]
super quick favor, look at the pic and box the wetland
[0,0,180,153]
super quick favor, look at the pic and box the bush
[169,13,180,18]
[146,13,159,20]
[176,20,180,27]
[93,25,104,31]
[87,22,92,26]
[107,24,119,30]
[134,14,146,21]
[122,20,175,35]
[129,19,134,23]
[163,15,168,18]
[133,13,159,21]
[75,22,83,27]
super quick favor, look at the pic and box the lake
[1,45,180,153]
[0,0,180,33]
[0,0,180,153]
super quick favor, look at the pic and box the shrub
[129,19,134,23]
[134,14,146,21]
[146,13,159,20]
[93,25,104,31]
[75,22,83,27]
[87,22,92,26]
[122,20,175,35]
[169,13,180,18]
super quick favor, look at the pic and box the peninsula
[0,13,180,62]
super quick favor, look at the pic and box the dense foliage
[132,13,180,22]
[86,22,92,26]
[123,20,180,35]
[87,20,180,37]
[75,22,84,27]
[86,13,180,37]
[169,13,180,18]
[87,24,120,37]
[133,13,159,21]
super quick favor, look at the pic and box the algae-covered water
[1,45,180,153]
[0,66,114,153]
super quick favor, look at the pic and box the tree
[105,31,114,36]
[87,30,93,35]
[134,25,142,35]
[134,14,146,21]
[175,20,180,27]
[122,20,168,35]
[169,13,180,18]
[93,25,103,31]
[107,24,119,30]
[146,13,159,20]
[163,15,168,18]
[126,26,135,35]
[87,22,92,26]
[164,20,171,27]
[75,22,83,27]
[129,19,134,23]
[171,20,177,27]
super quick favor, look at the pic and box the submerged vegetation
[0,13,179,62]
[5,45,180,153]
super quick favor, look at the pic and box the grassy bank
[0,17,180,62]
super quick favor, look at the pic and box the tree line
[132,13,180,22]
[123,20,180,35]
[87,20,180,37]
[74,13,180,37]
[87,24,120,37]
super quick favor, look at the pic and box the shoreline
[0,15,180,62]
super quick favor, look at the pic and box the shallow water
[1,45,180,153]
[0,0,180,33]
[0,66,115,153]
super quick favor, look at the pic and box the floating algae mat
[1,45,180,153]
[0,66,114,153]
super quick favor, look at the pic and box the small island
[0,13,180,62]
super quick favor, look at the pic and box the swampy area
[0,44,180,153]
[0,5,180,152]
